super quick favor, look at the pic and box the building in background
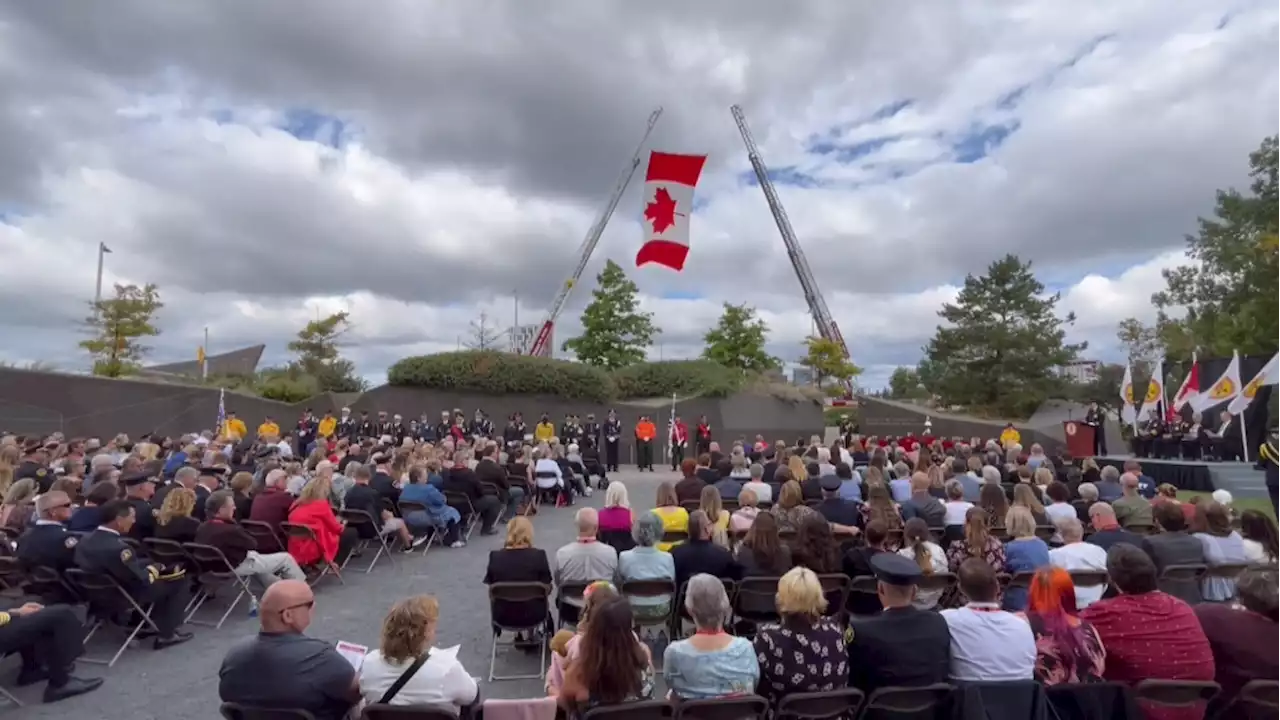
[792,367,814,386]
[508,324,554,358]
[1058,359,1099,384]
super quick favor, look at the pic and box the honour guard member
[635,415,657,471]
[504,413,528,449]
[1083,400,1107,456]
[433,411,453,444]
[670,415,689,470]
[374,411,392,440]
[389,414,407,445]
[18,491,80,603]
[337,407,357,440]
[75,500,194,649]
[582,413,602,451]
[469,409,494,440]
[356,410,376,442]
[122,471,160,540]
[695,415,713,456]
[603,410,622,472]
[847,554,951,692]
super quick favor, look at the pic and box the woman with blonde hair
[946,507,1005,577]
[769,480,816,534]
[1013,483,1049,525]
[753,566,848,704]
[1032,466,1055,490]
[860,483,903,550]
[652,482,688,552]
[0,477,37,532]
[155,486,200,543]
[787,455,808,485]
[1002,506,1050,611]
[699,484,730,547]
[359,595,479,708]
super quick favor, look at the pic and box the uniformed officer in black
[603,411,623,472]
[337,407,357,440]
[16,441,54,493]
[846,553,951,693]
[74,500,193,649]
[357,410,377,441]
[504,413,527,450]
[17,490,79,603]
[1084,400,1107,456]
[582,414,601,450]
[122,471,161,540]
[433,411,452,444]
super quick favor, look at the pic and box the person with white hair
[1048,517,1109,608]
[553,508,618,623]
[662,573,758,698]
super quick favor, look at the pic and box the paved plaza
[11,467,680,719]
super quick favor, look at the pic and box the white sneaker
[583,487,592,497]
[411,534,431,548]
[450,540,466,549]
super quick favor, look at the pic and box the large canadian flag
[636,151,708,272]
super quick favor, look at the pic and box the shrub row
[387,352,814,402]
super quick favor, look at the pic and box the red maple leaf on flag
[644,187,680,234]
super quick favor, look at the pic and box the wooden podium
[1063,421,1095,458]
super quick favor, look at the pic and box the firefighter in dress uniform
[695,415,712,456]
[635,415,657,471]
[670,415,689,470]
[603,411,622,472]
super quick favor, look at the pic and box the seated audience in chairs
[554,444,589,499]
[400,466,464,548]
[770,479,818,534]
[742,462,772,505]
[484,517,554,633]
[671,511,740,588]
[154,486,201,544]
[286,475,357,569]
[940,558,1036,681]
[74,500,194,649]
[598,482,633,535]
[18,490,79,575]
[532,446,565,504]
[249,469,296,531]
[548,582,653,695]
[618,511,676,623]
[652,481,689,552]
[730,488,761,533]
[814,474,861,532]
[847,553,951,692]
[554,508,618,623]
[442,448,503,535]
[1193,566,1278,710]
[0,601,103,703]
[899,517,947,609]
[557,595,654,713]
[674,458,704,504]
[343,464,419,552]
[663,573,757,698]
[476,443,521,520]
[862,482,904,550]
[900,471,946,528]
[220,579,360,720]
[1020,567,1105,685]
[699,485,731,547]
[753,566,848,704]
[360,595,479,709]
[67,481,119,532]
[1239,509,1278,564]
[947,507,1005,578]
[793,511,842,574]
[1012,483,1049,526]
[1048,517,1109,609]
[1002,506,1050,611]
[1,477,37,535]
[1085,502,1143,552]
[228,471,255,522]
[1081,544,1215,718]
[735,511,791,576]
[197,490,306,587]
[843,519,889,615]
[1191,500,1248,602]
[1112,473,1154,530]
[1140,501,1205,605]
[712,457,746,501]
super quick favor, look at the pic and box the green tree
[888,366,927,399]
[1116,317,1163,377]
[287,311,366,392]
[799,336,861,391]
[701,303,780,373]
[1154,135,1279,358]
[80,283,163,377]
[921,254,1085,418]
[562,260,658,369]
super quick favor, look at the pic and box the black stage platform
[1096,456,1259,494]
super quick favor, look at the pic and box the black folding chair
[1068,570,1109,597]
[182,542,258,628]
[487,581,552,682]
[847,576,879,618]
[64,568,162,667]
[240,520,287,553]
[338,508,397,573]
[857,683,955,719]
[556,581,591,628]
[675,695,769,720]
[220,703,317,720]
[1133,679,1220,717]
[1205,563,1251,601]
[1158,563,1208,600]
[396,500,438,555]
[26,564,83,604]
[733,576,780,636]
[1213,679,1278,720]
[278,522,344,587]
[362,704,459,720]
[776,688,866,720]
[583,700,674,720]
[621,579,678,661]
[816,573,852,621]
[443,491,480,540]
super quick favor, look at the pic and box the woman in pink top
[597,482,633,532]
[731,487,762,532]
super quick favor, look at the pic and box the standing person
[670,415,688,471]
[603,410,623,473]
[582,414,601,451]
[1084,401,1107,456]
[635,416,656,472]
[695,416,713,457]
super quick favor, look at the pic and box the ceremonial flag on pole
[1196,350,1242,412]
[1171,353,1202,411]
[1119,363,1137,429]
[1228,350,1279,415]
[100,242,113,254]
[216,388,226,437]
[197,345,208,381]
[636,151,708,272]
[1139,359,1165,420]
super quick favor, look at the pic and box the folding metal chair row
[577,685,957,720]
[141,538,258,629]
[337,509,398,574]
[443,491,481,541]
[394,500,441,556]
[486,581,553,683]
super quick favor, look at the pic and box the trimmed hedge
[388,351,821,404]
[387,351,615,402]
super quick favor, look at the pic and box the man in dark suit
[1208,410,1243,461]
[847,554,951,692]
[670,511,740,588]
[475,444,519,519]
[1141,501,1206,604]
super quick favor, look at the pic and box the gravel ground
[9,467,679,720]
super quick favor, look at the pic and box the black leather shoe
[15,666,47,686]
[43,676,104,703]
[153,630,194,650]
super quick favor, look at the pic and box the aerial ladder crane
[730,104,855,399]
[521,108,664,356]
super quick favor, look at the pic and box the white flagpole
[667,393,676,466]
[1240,412,1250,464]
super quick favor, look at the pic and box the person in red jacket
[285,475,356,569]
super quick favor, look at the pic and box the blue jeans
[506,486,526,519]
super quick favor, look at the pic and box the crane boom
[730,104,854,396]
[524,108,664,356]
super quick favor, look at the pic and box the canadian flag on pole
[1171,353,1202,411]
[636,151,708,272]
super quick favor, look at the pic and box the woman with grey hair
[662,574,758,699]
[619,511,676,622]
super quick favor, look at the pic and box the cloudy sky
[0,1,1275,390]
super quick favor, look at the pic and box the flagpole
[94,242,107,308]
[202,326,210,380]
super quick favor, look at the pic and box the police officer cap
[121,471,158,487]
[819,475,842,492]
[870,553,922,587]
[198,466,228,476]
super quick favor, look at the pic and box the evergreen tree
[562,260,658,369]
[702,303,780,372]
[921,254,1084,417]
[81,283,164,377]
[287,311,365,392]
